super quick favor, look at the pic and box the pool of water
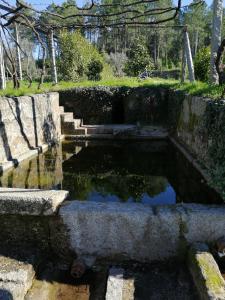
[0,140,222,205]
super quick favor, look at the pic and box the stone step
[74,128,87,135]
[61,121,76,135]
[86,127,113,135]
[60,112,74,123]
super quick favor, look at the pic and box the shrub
[58,30,113,81]
[124,37,152,76]
[86,60,103,81]
[194,47,210,82]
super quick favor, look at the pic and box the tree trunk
[0,41,6,90]
[49,29,58,85]
[15,23,23,81]
[184,28,195,82]
[181,34,187,83]
[210,0,223,84]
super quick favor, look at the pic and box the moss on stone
[188,244,225,299]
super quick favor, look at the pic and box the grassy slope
[0,77,225,99]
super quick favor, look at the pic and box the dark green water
[0,140,222,205]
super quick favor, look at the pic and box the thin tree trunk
[49,29,58,85]
[15,23,23,81]
[210,0,223,84]
[181,33,187,83]
[0,41,6,90]
[184,27,195,82]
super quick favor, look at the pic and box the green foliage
[124,37,152,76]
[194,47,211,82]
[58,30,112,81]
[86,60,103,81]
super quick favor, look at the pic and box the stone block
[0,188,68,215]
[0,256,35,300]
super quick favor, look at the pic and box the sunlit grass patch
[0,77,225,99]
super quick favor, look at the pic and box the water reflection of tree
[63,173,168,202]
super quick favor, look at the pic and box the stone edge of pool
[0,187,224,263]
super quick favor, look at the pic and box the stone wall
[59,87,169,125]
[0,93,61,171]
[170,92,225,198]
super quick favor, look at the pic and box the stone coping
[0,188,69,216]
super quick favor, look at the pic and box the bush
[194,47,210,82]
[86,60,103,81]
[124,37,152,76]
[58,30,113,81]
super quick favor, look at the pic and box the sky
[6,0,219,9]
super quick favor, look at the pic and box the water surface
[0,140,222,205]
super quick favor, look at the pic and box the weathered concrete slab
[0,256,35,300]
[59,201,181,262]
[106,268,124,300]
[181,204,225,243]
[0,188,68,215]
[59,202,225,262]
[188,243,225,300]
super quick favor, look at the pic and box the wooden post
[15,23,23,81]
[184,27,195,82]
[0,40,6,90]
[49,29,58,84]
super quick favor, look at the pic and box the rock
[106,268,124,300]
[0,256,35,300]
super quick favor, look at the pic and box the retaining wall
[0,92,61,172]
[59,87,169,125]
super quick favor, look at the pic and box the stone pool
[0,140,222,205]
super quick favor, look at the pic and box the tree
[124,37,152,76]
[58,30,110,81]
[210,0,223,84]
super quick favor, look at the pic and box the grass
[1,77,225,99]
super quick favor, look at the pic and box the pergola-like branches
[0,0,205,30]
[0,0,204,89]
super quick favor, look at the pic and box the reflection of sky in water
[85,185,176,205]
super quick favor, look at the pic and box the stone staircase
[59,106,168,139]
[60,106,86,136]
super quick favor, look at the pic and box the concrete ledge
[59,201,225,262]
[0,188,69,216]
[188,243,225,300]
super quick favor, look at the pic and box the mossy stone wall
[59,87,169,126]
